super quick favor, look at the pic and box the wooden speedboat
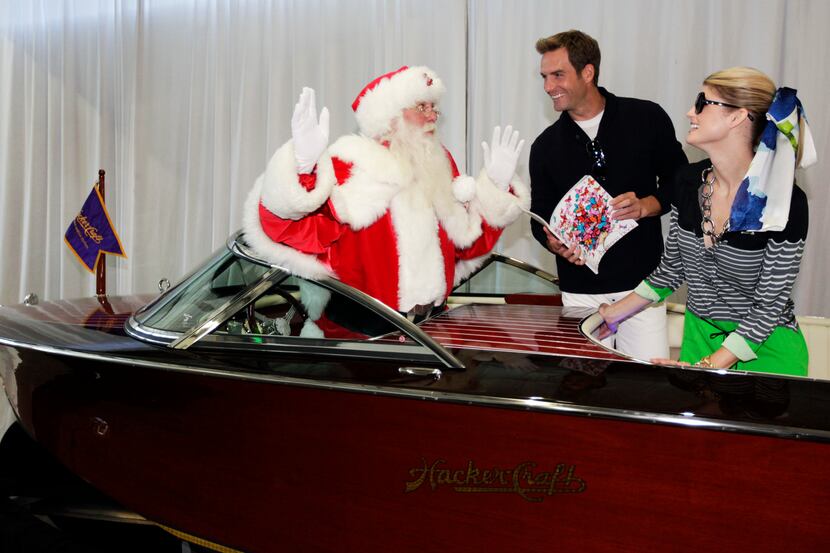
[1,235,829,552]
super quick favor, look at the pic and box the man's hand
[291,87,330,174]
[543,226,584,265]
[482,125,525,190]
[610,192,660,221]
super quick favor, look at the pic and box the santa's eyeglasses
[414,102,440,118]
[694,92,754,121]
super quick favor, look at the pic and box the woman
[598,67,815,376]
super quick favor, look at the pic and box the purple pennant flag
[64,186,126,273]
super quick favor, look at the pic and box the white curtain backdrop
[0,0,467,304]
[1,0,828,316]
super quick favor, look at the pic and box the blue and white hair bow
[730,87,817,232]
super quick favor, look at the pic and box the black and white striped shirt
[647,160,808,345]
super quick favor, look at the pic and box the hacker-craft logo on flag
[64,186,126,272]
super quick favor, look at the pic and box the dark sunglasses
[585,139,607,182]
[694,92,754,121]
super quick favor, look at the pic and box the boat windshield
[135,248,274,334]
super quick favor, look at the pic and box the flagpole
[95,169,106,297]
[94,169,114,314]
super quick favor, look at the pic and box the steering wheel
[249,287,310,336]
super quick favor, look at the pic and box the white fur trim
[259,140,336,220]
[354,66,445,139]
[432,179,484,249]
[389,186,447,313]
[327,136,483,249]
[454,254,490,286]
[242,178,334,279]
[300,320,325,338]
[298,280,331,321]
[452,175,476,203]
[327,135,405,229]
[471,169,531,228]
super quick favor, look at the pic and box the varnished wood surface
[419,304,624,360]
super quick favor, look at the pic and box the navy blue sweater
[530,88,687,293]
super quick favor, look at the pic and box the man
[529,30,687,359]
[244,66,529,336]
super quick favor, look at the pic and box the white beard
[387,118,453,196]
[385,117,456,311]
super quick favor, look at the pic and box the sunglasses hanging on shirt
[585,138,607,183]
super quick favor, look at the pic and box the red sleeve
[259,202,344,255]
[456,221,503,260]
[257,156,357,253]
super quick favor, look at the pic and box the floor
[0,424,212,553]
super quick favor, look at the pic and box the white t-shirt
[574,110,604,140]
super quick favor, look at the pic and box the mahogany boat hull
[7,346,830,553]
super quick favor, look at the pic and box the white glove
[291,87,330,174]
[481,125,524,190]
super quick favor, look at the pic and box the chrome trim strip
[230,235,273,267]
[1,336,829,443]
[169,267,285,349]
[579,311,644,364]
[490,253,559,285]
[579,311,763,377]
[399,367,442,380]
[318,277,464,370]
[194,334,440,363]
[124,320,180,345]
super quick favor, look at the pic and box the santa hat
[351,66,445,138]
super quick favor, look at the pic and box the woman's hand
[593,293,654,340]
[650,357,690,368]
[596,302,619,339]
[650,347,739,370]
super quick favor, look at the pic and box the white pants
[562,290,669,360]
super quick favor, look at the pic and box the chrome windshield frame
[168,266,285,350]
[231,236,464,369]
[127,233,464,369]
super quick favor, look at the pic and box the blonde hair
[703,66,775,142]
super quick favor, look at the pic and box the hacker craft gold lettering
[405,458,586,502]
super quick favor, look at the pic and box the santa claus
[243,66,529,332]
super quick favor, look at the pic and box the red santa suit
[242,66,530,316]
